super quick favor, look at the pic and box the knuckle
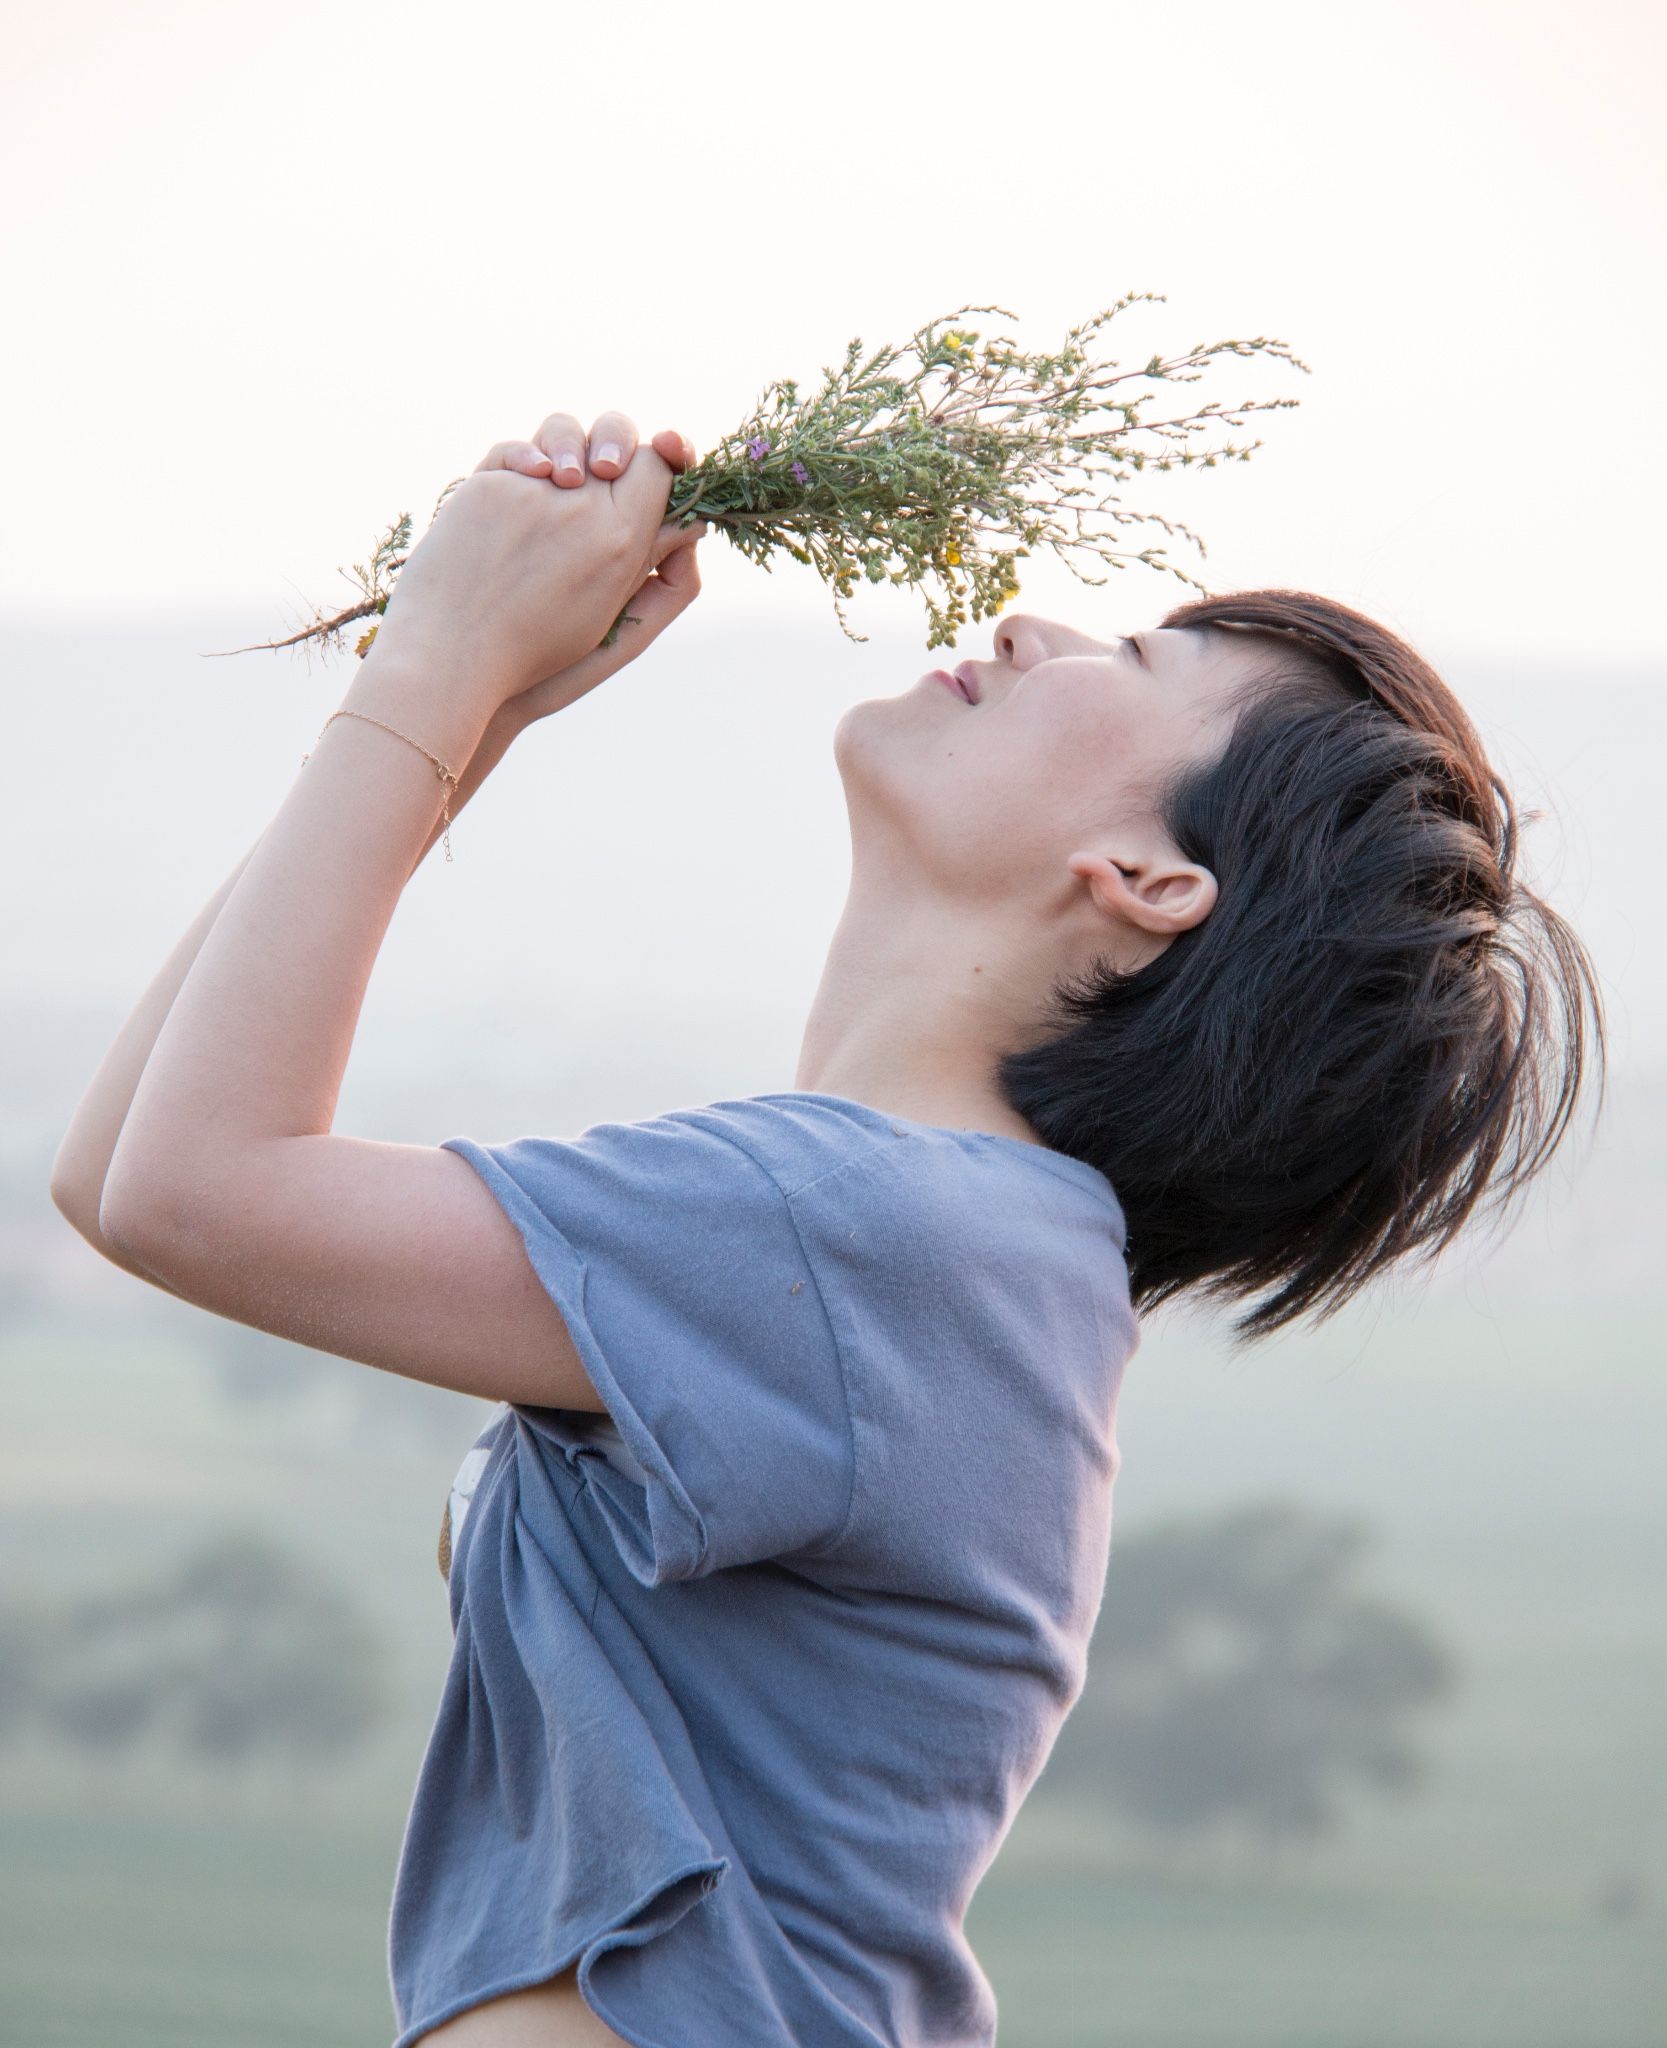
[589,415,634,470]
[535,412,585,462]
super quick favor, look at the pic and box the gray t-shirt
[389,1092,1137,2047]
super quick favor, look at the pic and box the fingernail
[556,454,583,481]
[596,442,622,469]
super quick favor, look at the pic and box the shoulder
[697,1095,1130,1295]
[668,1093,916,1199]
[489,1092,1129,1296]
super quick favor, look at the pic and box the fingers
[513,413,696,491]
[650,516,710,571]
[626,526,704,622]
[616,522,706,641]
[574,414,695,481]
[610,436,678,532]
[650,428,698,472]
[533,409,639,487]
[584,411,638,482]
[532,411,591,486]
[475,438,554,478]
[611,527,704,642]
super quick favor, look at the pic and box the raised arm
[59,413,707,1415]
[48,718,520,1293]
[51,834,264,1293]
[50,417,701,1291]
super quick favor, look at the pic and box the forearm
[99,649,507,1236]
[52,699,519,1261]
[51,837,266,1247]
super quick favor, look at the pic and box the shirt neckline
[744,1089,1127,1223]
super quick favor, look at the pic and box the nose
[996,613,1121,673]
[993,612,1051,672]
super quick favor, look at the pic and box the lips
[929,667,972,703]
[953,661,981,704]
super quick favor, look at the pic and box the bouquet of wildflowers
[226,293,1309,661]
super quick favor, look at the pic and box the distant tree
[30,1527,389,1777]
[1042,1501,1457,1848]
[0,1604,41,1738]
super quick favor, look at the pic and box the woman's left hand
[365,409,701,707]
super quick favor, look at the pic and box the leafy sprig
[210,294,1309,662]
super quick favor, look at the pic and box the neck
[793,879,1060,1145]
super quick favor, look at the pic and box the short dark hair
[994,588,1607,1343]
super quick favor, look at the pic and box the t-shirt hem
[390,1855,729,2048]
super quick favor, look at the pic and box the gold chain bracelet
[301,708,461,863]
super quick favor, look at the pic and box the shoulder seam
[703,1099,902,1204]
[756,1110,907,1204]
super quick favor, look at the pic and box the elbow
[49,1165,177,1283]
[49,1167,101,1247]
[96,1167,186,1270]
[48,1142,126,1253]
[48,1125,106,1244]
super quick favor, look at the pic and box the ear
[1066,849,1219,937]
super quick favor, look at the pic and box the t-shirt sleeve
[439,1115,854,1587]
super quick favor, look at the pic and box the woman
[51,412,1604,2046]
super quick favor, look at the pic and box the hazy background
[3,3,1663,2044]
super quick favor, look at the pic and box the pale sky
[4,0,1663,1097]
[3,0,1664,665]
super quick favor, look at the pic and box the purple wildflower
[791,460,810,485]
[746,435,771,462]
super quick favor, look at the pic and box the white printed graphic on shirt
[446,1446,493,1555]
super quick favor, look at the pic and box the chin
[835,678,929,737]
[831,696,889,780]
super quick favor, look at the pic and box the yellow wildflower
[945,546,962,566]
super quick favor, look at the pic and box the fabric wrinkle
[387,1091,1136,2048]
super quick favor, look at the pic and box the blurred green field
[4,1073,1665,2046]
[2,1789,1661,2048]
[4,1293,1663,2045]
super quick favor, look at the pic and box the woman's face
[833,611,1261,920]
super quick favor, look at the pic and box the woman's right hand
[409,427,708,870]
